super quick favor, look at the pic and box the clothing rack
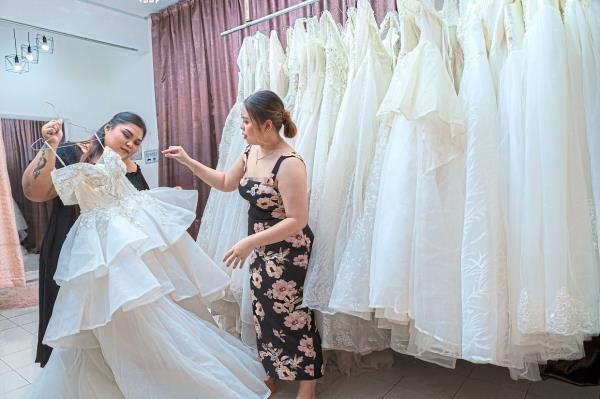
[220,0,319,37]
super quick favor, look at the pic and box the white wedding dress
[564,0,600,255]
[327,0,394,318]
[368,13,419,325]
[303,0,393,315]
[440,0,464,92]
[285,19,309,118]
[302,6,392,355]
[497,0,541,376]
[322,13,402,318]
[294,17,327,187]
[29,147,270,399]
[371,0,466,364]
[308,10,348,226]
[379,11,401,67]
[584,0,600,254]
[459,4,510,367]
[513,0,599,362]
[269,31,289,99]
[253,31,270,94]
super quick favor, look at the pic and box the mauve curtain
[0,121,25,288]
[152,0,245,236]
[1,118,53,253]
[151,0,396,236]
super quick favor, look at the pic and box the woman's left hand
[223,237,255,268]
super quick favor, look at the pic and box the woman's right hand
[162,145,192,165]
[41,119,64,149]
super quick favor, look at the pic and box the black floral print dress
[239,147,324,381]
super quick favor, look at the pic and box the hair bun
[282,110,291,125]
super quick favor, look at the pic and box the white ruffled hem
[44,188,231,346]
[55,188,199,284]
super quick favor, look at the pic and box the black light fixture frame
[5,28,29,74]
[21,32,39,64]
[36,33,54,54]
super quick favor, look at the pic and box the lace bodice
[322,11,348,104]
[343,8,359,80]
[284,20,308,111]
[51,147,138,212]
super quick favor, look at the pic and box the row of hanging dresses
[312,0,467,366]
[198,0,600,380]
[199,3,397,357]
[305,0,599,377]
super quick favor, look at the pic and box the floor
[1,306,599,399]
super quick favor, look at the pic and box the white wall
[0,0,151,52]
[106,38,160,187]
[0,4,160,187]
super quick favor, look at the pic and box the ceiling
[76,0,180,18]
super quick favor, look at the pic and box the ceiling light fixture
[36,34,54,54]
[21,32,39,64]
[5,28,29,74]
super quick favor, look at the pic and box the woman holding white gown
[27,116,270,399]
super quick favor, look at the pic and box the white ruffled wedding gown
[28,147,270,399]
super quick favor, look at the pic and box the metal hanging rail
[220,0,319,37]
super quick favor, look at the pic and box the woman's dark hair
[82,112,147,163]
[244,90,297,139]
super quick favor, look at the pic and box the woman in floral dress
[163,90,323,399]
